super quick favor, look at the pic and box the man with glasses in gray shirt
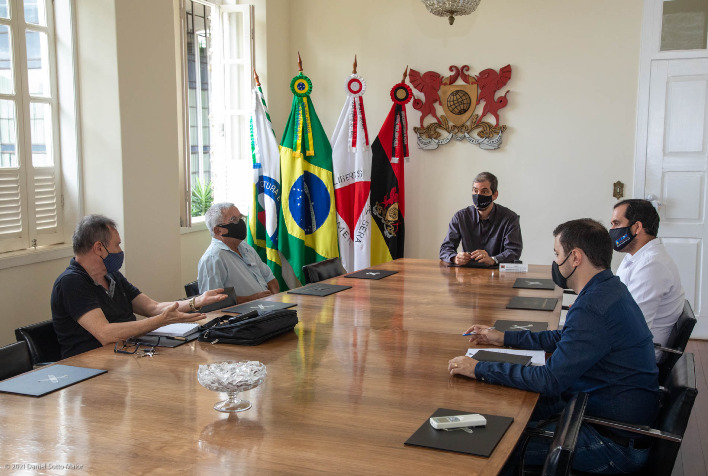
[440,171,523,266]
[198,202,279,303]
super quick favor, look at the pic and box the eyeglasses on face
[217,215,246,227]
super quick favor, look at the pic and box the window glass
[0,98,17,168]
[26,29,50,96]
[661,0,708,51]
[0,25,14,94]
[23,0,46,26]
[30,101,51,167]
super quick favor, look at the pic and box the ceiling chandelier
[420,0,482,25]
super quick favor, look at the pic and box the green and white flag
[248,84,290,290]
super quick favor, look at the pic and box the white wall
[282,0,643,266]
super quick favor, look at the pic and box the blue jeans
[500,397,651,475]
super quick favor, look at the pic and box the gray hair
[73,215,117,255]
[205,202,235,236]
[473,171,499,194]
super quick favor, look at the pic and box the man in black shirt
[439,171,522,266]
[51,215,226,358]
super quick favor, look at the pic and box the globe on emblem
[447,90,472,116]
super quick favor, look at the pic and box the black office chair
[541,392,589,476]
[0,340,33,380]
[302,257,346,284]
[655,300,696,385]
[15,320,62,366]
[184,280,199,297]
[527,353,698,476]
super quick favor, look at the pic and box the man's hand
[160,302,205,324]
[454,251,472,265]
[469,249,495,266]
[448,356,479,378]
[464,325,504,346]
[196,288,228,309]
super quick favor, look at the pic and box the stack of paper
[147,323,200,337]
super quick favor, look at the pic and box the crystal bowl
[197,361,266,412]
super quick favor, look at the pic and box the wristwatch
[491,256,499,265]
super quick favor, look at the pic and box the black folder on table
[287,284,352,297]
[0,365,107,397]
[222,301,296,314]
[345,269,398,280]
[506,296,558,311]
[494,319,549,333]
[471,350,533,366]
[512,278,556,290]
[135,332,200,348]
[405,408,514,457]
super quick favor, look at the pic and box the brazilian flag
[278,72,339,284]
[247,84,289,290]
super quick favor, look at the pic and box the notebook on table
[506,296,558,311]
[493,319,549,333]
[222,301,296,314]
[147,323,199,337]
[287,284,352,297]
[0,365,107,397]
[512,278,556,290]
[405,408,514,457]
[345,269,398,280]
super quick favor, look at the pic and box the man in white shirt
[198,202,279,303]
[610,199,685,358]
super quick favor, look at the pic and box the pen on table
[462,327,495,336]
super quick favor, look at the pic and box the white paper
[466,348,546,366]
[147,323,199,337]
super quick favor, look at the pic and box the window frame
[0,0,81,267]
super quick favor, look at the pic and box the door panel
[646,58,708,335]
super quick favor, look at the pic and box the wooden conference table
[0,259,561,475]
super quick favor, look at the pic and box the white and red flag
[330,72,372,272]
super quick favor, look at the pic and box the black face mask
[609,224,635,252]
[551,252,576,289]
[218,220,247,240]
[472,193,494,210]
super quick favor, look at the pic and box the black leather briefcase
[197,309,298,345]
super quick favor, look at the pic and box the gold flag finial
[254,68,260,87]
[297,52,303,72]
[353,55,358,74]
[402,66,408,82]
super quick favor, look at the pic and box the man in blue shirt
[198,202,279,303]
[448,219,659,474]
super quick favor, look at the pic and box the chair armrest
[523,427,555,440]
[653,343,684,355]
[584,416,682,443]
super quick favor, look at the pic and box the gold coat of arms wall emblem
[410,64,512,150]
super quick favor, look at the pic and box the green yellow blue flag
[278,71,339,284]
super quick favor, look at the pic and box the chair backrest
[301,258,347,284]
[184,280,199,297]
[542,392,589,476]
[0,340,33,380]
[658,300,696,384]
[14,320,62,366]
[644,352,698,476]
